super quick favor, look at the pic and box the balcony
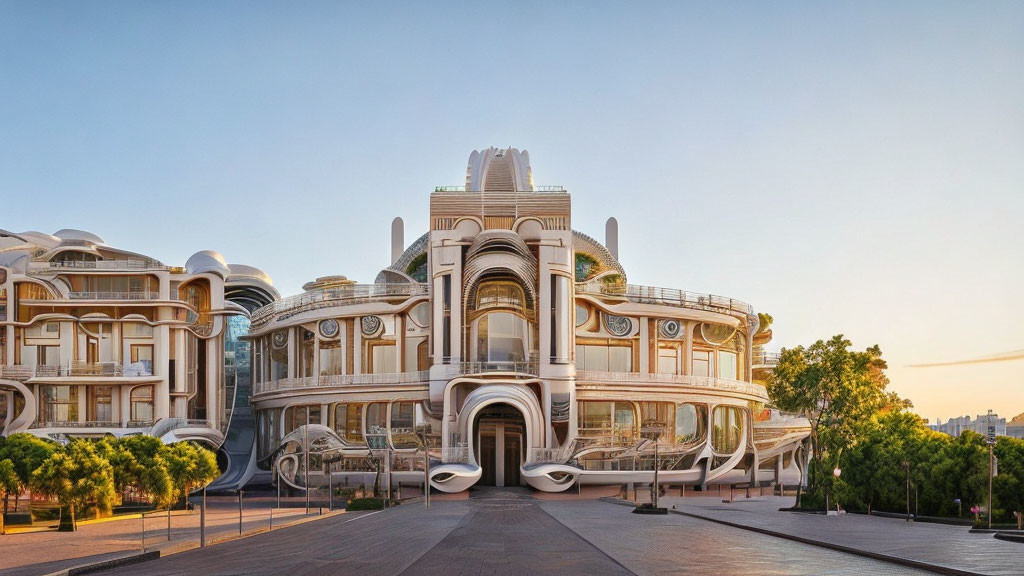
[433,185,566,193]
[30,258,168,272]
[0,362,155,381]
[752,351,781,367]
[253,370,430,395]
[68,291,160,300]
[575,281,754,317]
[574,370,769,402]
[31,420,122,429]
[250,283,429,328]
[443,360,540,378]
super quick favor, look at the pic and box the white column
[684,322,695,376]
[353,321,362,375]
[638,317,649,374]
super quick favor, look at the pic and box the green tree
[767,335,908,507]
[160,442,219,506]
[0,433,57,511]
[0,459,19,514]
[30,440,116,531]
[994,436,1024,526]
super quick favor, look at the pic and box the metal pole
[989,443,994,530]
[653,442,659,508]
[276,465,281,508]
[304,424,310,515]
[141,512,146,551]
[329,471,334,511]
[270,507,273,531]
[423,429,430,510]
[904,462,910,522]
[167,507,171,542]
[200,486,207,547]
[238,490,243,535]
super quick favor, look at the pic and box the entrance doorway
[475,404,525,487]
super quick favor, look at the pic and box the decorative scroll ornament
[361,315,383,337]
[318,319,340,339]
[604,314,632,337]
[272,330,288,349]
[659,319,681,339]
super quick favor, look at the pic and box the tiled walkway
[660,495,1022,576]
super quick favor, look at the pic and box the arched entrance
[474,403,526,487]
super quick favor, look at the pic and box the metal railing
[432,185,566,193]
[250,283,429,326]
[32,258,168,270]
[575,370,769,400]
[575,281,754,316]
[0,363,135,379]
[444,360,539,377]
[253,370,430,395]
[68,291,161,300]
[752,351,781,366]
[31,420,122,429]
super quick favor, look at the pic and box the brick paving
[660,494,1023,576]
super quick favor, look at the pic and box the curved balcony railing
[443,360,540,378]
[575,370,769,401]
[253,370,430,395]
[29,258,168,272]
[433,185,566,193]
[0,362,146,380]
[67,291,161,300]
[250,283,430,327]
[752,351,781,367]
[575,282,754,316]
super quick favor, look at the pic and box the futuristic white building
[0,229,278,488]
[249,148,810,494]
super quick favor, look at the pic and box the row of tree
[0,433,219,530]
[768,335,1024,524]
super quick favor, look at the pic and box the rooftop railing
[432,185,566,193]
[31,258,168,271]
[574,370,769,401]
[575,281,754,316]
[443,360,540,377]
[250,283,429,327]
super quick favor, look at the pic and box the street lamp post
[832,467,842,514]
[987,409,995,530]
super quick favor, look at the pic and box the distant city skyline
[2,2,1021,420]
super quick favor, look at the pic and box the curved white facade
[247,147,811,494]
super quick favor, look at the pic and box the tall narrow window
[550,275,570,363]
[130,386,154,423]
[718,350,737,380]
[41,385,78,423]
[319,341,341,376]
[89,386,113,422]
[441,275,451,362]
[692,350,713,377]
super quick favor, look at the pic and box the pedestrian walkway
[0,494,332,576]
[660,494,1022,576]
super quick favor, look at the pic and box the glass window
[271,332,288,381]
[131,345,153,374]
[370,344,397,374]
[130,386,154,423]
[719,350,737,380]
[475,312,527,364]
[675,404,705,446]
[576,345,632,372]
[89,386,113,422]
[711,406,744,453]
[38,345,61,366]
[657,348,678,375]
[692,350,713,377]
[366,402,387,449]
[42,385,78,423]
[123,323,154,337]
[390,401,417,448]
[639,402,675,443]
[299,328,315,377]
[319,341,341,376]
[577,401,636,445]
[475,281,525,311]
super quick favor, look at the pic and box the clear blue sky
[2,2,1022,421]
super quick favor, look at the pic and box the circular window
[318,319,340,339]
[361,315,383,337]
[701,323,736,345]
[408,302,430,328]
[575,304,589,327]
[604,314,632,337]
[272,330,288,349]
[659,319,681,339]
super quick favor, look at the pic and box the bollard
[167,507,171,541]
[329,472,334,511]
[141,513,146,551]
[238,490,244,536]
[200,486,207,547]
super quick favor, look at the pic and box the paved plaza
[3,490,1021,576]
